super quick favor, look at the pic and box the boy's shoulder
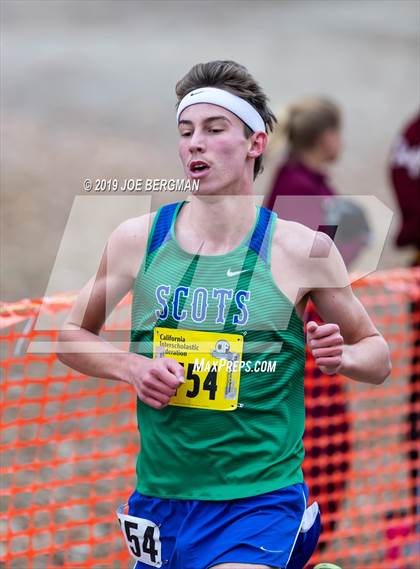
[272,217,322,259]
[107,210,158,280]
[271,216,348,292]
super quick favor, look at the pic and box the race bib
[153,327,244,411]
[117,506,162,567]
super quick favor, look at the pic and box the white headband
[176,87,266,133]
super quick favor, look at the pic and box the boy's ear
[248,132,268,158]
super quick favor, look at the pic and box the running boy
[58,60,391,569]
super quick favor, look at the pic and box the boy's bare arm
[307,233,392,384]
[57,212,184,409]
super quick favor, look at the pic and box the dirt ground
[1,0,419,302]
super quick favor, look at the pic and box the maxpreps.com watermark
[193,358,277,374]
[83,178,199,192]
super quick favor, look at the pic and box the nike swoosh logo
[190,90,204,97]
[260,546,284,553]
[226,268,251,277]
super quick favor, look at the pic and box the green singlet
[129,201,306,500]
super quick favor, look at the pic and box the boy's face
[178,103,258,194]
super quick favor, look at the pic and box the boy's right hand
[125,355,185,409]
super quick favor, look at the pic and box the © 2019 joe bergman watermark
[83,178,199,192]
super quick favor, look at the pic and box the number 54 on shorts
[117,506,162,568]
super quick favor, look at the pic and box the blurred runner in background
[264,97,370,269]
[388,112,420,552]
[390,112,420,266]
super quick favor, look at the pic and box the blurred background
[1,0,419,301]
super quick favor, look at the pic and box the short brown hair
[286,97,341,154]
[175,60,276,179]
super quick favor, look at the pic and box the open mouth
[189,160,210,175]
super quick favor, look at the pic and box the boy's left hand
[306,321,344,375]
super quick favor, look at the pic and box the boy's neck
[176,194,257,255]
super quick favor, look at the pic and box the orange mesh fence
[1,267,419,568]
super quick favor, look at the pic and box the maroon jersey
[264,158,370,267]
[390,113,420,250]
[264,159,334,231]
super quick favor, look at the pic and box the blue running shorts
[117,481,321,569]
